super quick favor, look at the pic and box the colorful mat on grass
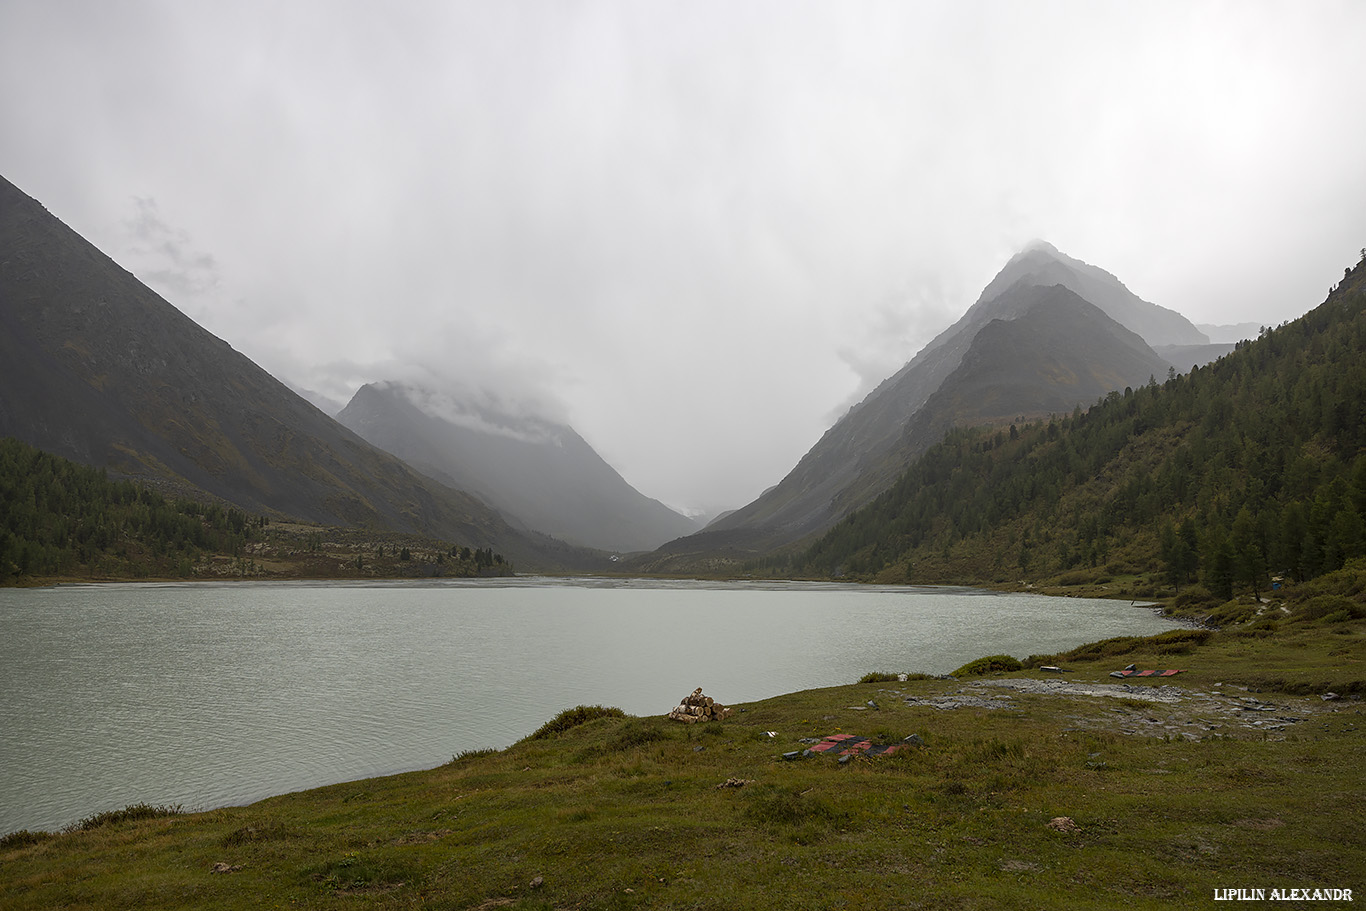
[809,733,903,757]
[1109,669,1182,678]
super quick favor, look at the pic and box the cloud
[830,275,963,422]
[3,1,1366,515]
[118,197,223,317]
[386,381,565,447]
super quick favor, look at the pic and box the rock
[1321,692,1341,701]
[211,862,243,874]
[529,875,544,889]
[782,750,803,761]
[1047,816,1081,833]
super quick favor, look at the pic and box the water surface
[0,577,1175,833]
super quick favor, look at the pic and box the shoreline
[2,578,1360,908]
[1,579,1184,837]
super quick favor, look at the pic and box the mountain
[640,244,1191,569]
[975,241,1208,347]
[338,382,698,553]
[0,173,586,568]
[795,255,1366,590]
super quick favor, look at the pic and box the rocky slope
[0,173,590,569]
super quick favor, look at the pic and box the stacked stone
[667,687,731,724]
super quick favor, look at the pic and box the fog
[3,1,1364,515]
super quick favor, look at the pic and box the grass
[2,578,1363,910]
[526,705,627,740]
[951,654,1024,676]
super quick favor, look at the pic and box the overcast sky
[4,1,1366,516]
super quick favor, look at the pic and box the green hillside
[786,256,1366,609]
[0,436,508,583]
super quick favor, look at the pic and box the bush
[1294,595,1364,623]
[1058,628,1212,662]
[66,803,182,833]
[527,705,626,741]
[1173,586,1219,610]
[951,654,1023,677]
[0,829,54,850]
[858,672,901,683]
[1205,600,1259,626]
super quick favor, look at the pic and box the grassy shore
[2,576,1362,910]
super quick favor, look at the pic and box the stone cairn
[667,687,732,724]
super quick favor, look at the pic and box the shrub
[1173,586,1219,610]
[1294,595,1364,623]
[858,672,901,683]
[66,803,182,833]
[0,829,54,850]
[951,654,1023,677]
[1205,600,1259,626]
[527,705,626,741]
[1059,628,1212,662]
[444,747,499,766]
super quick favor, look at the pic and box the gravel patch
[884,678,1321,740]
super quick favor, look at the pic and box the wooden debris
[667,687,732,723]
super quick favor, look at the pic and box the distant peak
[1021,239,1060,256]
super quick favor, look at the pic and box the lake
[0,577,1176,833]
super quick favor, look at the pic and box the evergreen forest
[0,438,264,581]
[786,256,1366,610]
[0,437,507,583]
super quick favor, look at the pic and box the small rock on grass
[1046,816,1080,833]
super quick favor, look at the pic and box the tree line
[0,437,510,582]
[0,438,261,580]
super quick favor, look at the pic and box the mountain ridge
[638,245,1197,570]
[793,254,1366,588]
[0,173,592,569]
[338,381,698,553]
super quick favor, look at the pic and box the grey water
[0,577,1177,833]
